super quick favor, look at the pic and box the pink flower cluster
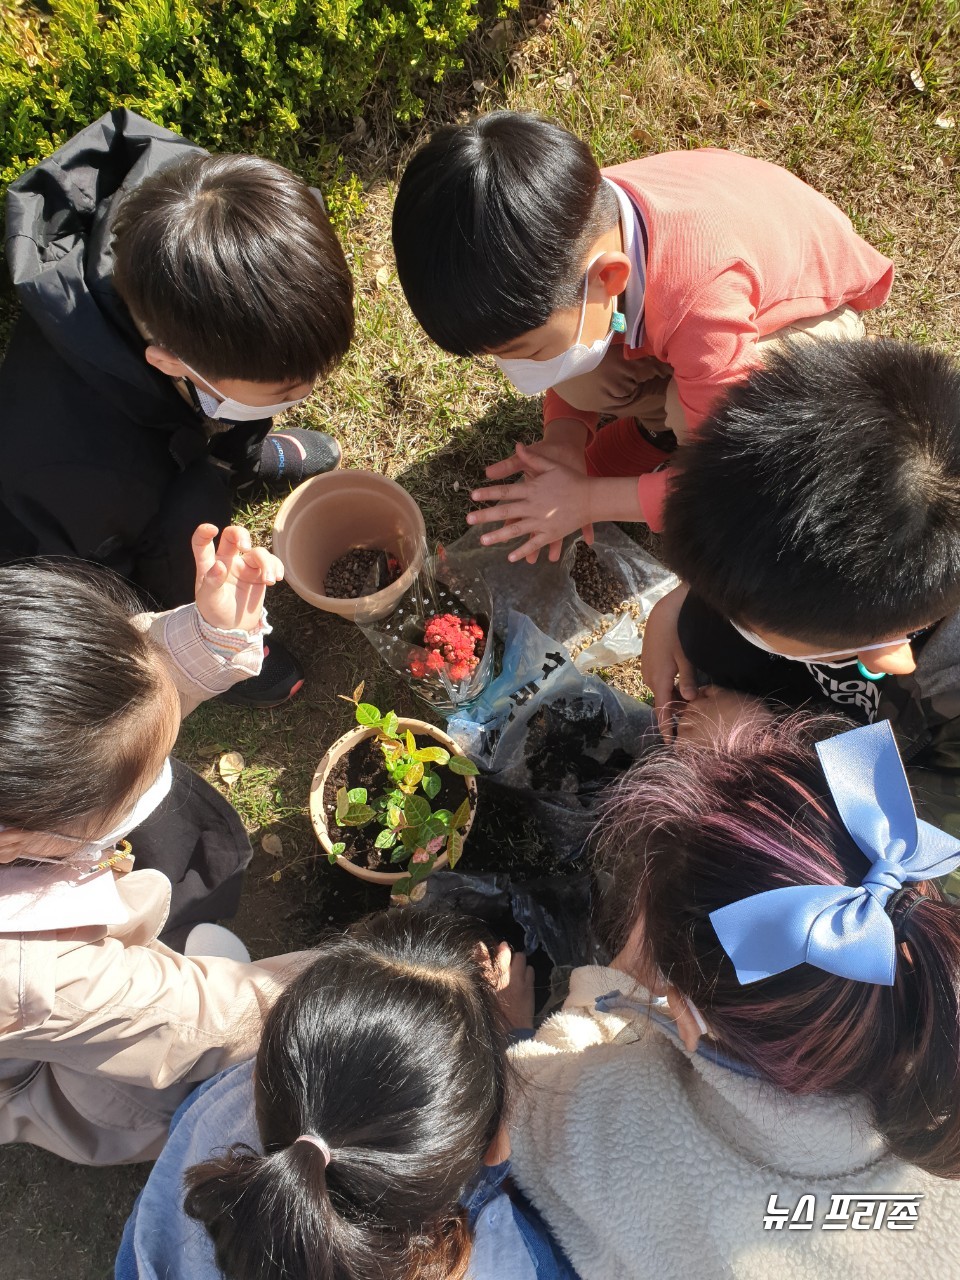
[408,613,485,683]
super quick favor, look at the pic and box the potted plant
[310,684,479,899]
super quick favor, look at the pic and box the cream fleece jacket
[509,966,960,1280]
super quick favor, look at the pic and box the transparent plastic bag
[444,523,677,656]
[448,611,659,860]
[358,549,495,711]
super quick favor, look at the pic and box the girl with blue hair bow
[506,710,960,1280]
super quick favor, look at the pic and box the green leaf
[381,711,400,739]
[335,786,350,823]
[374,827,397,850]
[451,796,472,831]
[416,746,450,764]
[447,755,480,777]
[403,794,431,827]
[421,771,441,800]
[347,786,368,805]
[401,826,421,851]
[355,702,382,726]
[327,841,346,865]
[446,829,464,870]
[402,760,424,790]
[431,808,453,828]
[340,803,376,827]
[390,843,411,863]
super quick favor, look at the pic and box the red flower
[409,614,486,683]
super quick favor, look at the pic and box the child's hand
[640,584,698,737]
[485,940,535,1030]
[468,443,594,563]
[192,524,284,633]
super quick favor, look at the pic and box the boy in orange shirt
[392,112,893,562]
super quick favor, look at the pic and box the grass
[1,0,959,1273]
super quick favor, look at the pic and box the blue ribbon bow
[709,720,960,986]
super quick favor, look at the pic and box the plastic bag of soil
[444,522,677,657]
[447,611,659,861]
[416,867,600,1014]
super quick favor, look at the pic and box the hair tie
[890,889,927,934]
[294,1134,331,1166]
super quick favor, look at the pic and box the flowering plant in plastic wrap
[359,551,495,711]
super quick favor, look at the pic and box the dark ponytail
[594,712,960,1180]
[184,910,508,1279]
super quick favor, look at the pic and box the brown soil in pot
[324,548,402,599]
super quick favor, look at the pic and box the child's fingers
[546,539,564,563]
[484,452,524,481]
[218,525,252,558]
[468,482,530,509]
[494,940,513,989]
[508,532,550,563]
[238,546,281,585]
[191,523,220,579]
[479,518,539,547]
[514,441,552,475]
[581,522,595,545]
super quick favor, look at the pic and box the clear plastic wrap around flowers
[358,550,495,711]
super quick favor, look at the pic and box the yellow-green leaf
[451,796,472,831]
[416,746,450,764]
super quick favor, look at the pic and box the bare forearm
[585,476,645,524]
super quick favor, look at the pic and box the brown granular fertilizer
[324,548,401,599]
[571,540,629,614]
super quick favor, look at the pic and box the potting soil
[324,548,401,599]
[325,736,472,870]
[570,541,630,615]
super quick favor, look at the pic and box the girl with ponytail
[116,909,577,1280]
[507,706,960,1280]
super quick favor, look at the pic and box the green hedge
[0,0,506,191]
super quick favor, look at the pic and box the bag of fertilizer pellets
[448,611,659,860]
[443,523,676,663]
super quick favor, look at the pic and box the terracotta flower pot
[272,470,427,624]
[309,718,477,887]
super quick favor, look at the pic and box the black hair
[112,153,355,383]
[662,338,960,642]
[0,562,172,833]
[183,909,510,1280]
[392,111,619,356]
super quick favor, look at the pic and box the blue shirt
[115,1058,577,1280]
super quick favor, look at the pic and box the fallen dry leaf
[935,115,955,130]
[910,67,927,92]
[374,265,390,290]
[261,834,283,857]
[271,870,282,883]
[218,752,245,787]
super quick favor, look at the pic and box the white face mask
[20,758,174,869]
[180,360,309,422]
[730,622,910,669]
[493,255,619,396]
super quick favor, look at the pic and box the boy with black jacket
[1,108,355,706]
[647,338,960,848]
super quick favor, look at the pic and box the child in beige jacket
[0,523,309,1164]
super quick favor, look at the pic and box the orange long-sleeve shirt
[544,148,894,529]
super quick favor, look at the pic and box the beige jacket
[510,966,960,1280]
[0,606,310,1165]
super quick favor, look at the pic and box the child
[0,521,312,1164]
[392,111,893,562]
[508,714,960,1279]
[647,337,960,835]
[1,107,355,705]
[115,910,577,1280]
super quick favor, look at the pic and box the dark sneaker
[257,428,340,489]
[218,637,305,709]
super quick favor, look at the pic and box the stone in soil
[325,548,401,599]
[571,540,629,614]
